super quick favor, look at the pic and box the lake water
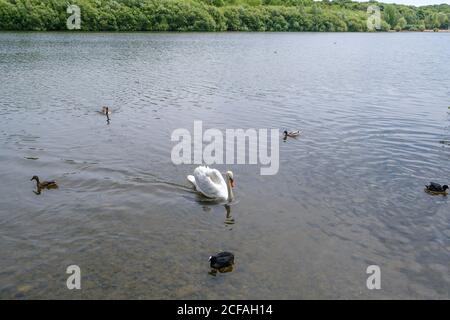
[0,32,449,299]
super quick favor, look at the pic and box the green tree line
[0,0,449,31]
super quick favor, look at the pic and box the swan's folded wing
[194,166,225,198]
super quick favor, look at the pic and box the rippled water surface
[0,32,449,299]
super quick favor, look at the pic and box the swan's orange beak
[230,179,235,188]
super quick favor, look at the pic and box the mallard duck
[209,252,234,270]
[283,130,301,138]
[425,182,448,195]
[30,176,58,189]
[101,106,111,115]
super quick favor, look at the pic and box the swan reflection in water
[201,203,235,226]
[224,204,235,226]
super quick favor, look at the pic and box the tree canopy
[0,0,449,31]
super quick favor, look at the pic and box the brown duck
[31,176,58,193]
[101,106,111,115]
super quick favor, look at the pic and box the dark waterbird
[425,182,448,195]
[209,252,234,269]
[101,106,111,115]
[30,176,58,192]
[100,106,111,123]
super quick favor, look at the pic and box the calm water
[0,32,449,299]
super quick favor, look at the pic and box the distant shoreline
[1,0,449,33]
[422,29,450,32]
[1,30,450,33]
[388,29,450,32]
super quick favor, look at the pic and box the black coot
[425,182,449,195]
[209,252,234,269]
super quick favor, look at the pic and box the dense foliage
[0,0,449,31]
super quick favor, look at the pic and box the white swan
[187,166,235,201]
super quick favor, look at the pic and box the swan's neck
[226,177,234,202]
